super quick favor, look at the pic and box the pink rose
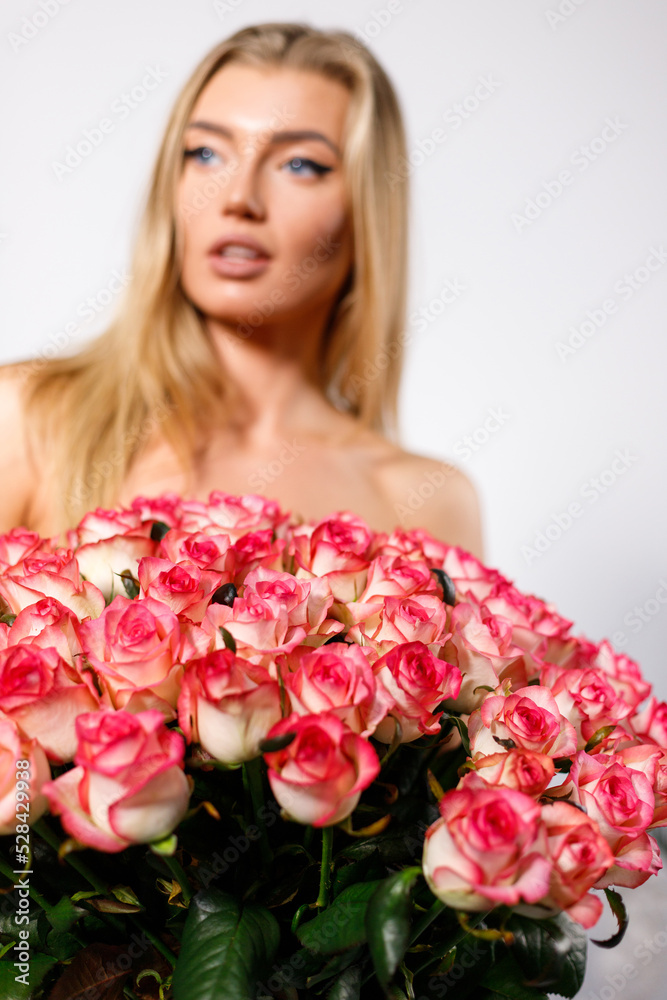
[0,644,99,762]
[649,753,667,829]
[0,527,43,573]
[289,513,373,603]
[75,595,183,715]
[202,592,306,667]
[423,773,552,911]
[438,600,525,712]
[280,643,389,737]
[348,594,448,655]
[537,800,615,928]
[0,549,105,620]
[630,696,667,746]
[357,555,436,603]
[368,526,452,571]
[74,534,157,602]
[441,545,507,604]
[242,567,337,640]
[179,492,286,540]
[551,638,651,714]
[4,597,81,665]
[263,712,380,826]
[137,557,223,622]
[542,664,634,749]
[482,582,573,659]
[178,649,283,764]
[372,641,462,743]
[557,750,662,888]
[230,530,285,583]
[469,685,578,759]
[472,748,555,798]
[0,717,51,834]
[43,709,191,852]
[157,528,233,575]
[74,507,150,545]
[129,492,185,528]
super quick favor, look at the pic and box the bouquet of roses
[0,491,664,1000]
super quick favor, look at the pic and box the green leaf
[325,963,362,999]
[306,947,363,987]
[506,912,586,998]
[0,954,57,999]
[70,890,101,903]
[584,725,616,752]
[150,520,172,541]
[366,867,421,988]
[219,626,237,653]
[479,953,550,998]
[119,568,140,599]
[440,713,471,755]
[332,850,385,898]
[46,894,88,932]
[46,929,82,961]
[111,884,142,907]
[171,887,279,1000]
[259,732,296,754]
[297,880,385,955]
[591,887,628,949]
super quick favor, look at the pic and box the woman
[0,22,484,558]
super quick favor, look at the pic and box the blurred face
[176,63,354,343]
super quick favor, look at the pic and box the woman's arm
[0,364,39,534]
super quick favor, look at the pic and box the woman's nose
[220,156,266,220]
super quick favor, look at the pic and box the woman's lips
[207,252,271,278]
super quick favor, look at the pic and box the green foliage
[171,888,279,1000]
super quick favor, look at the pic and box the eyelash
[182,146,332,177]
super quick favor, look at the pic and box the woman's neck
[203,312,344,446]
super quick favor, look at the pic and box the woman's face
[176,63,354,343]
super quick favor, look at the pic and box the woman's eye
[183,146,221,166]
[283,157,332,177]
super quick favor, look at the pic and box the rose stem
[34,818,109,893]
[244,757,273,869]
[160,854,192,904]
[408,898,446,943]
[315,826,334,910]
[0,853,55,918]
[411,908,489,975]
[33,817,177,968]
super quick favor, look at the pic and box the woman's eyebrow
[185,120,341,157]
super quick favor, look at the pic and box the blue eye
[183,146,221,165]
[284,157,332,177]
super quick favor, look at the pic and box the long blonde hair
[23,22,410,538]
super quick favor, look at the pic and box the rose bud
[178,649,283,764]
[43,709,191,852]
[537,800,614,928]
[372,641,462,743]
[263,712,380,826]
[281,643,390,737]
[422,773,551,911]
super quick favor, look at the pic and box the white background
[1,1,666,996]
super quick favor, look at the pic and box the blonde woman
[0,22,483,559]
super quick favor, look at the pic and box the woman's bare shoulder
[0,361,41,532]
[362,433,485,560]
